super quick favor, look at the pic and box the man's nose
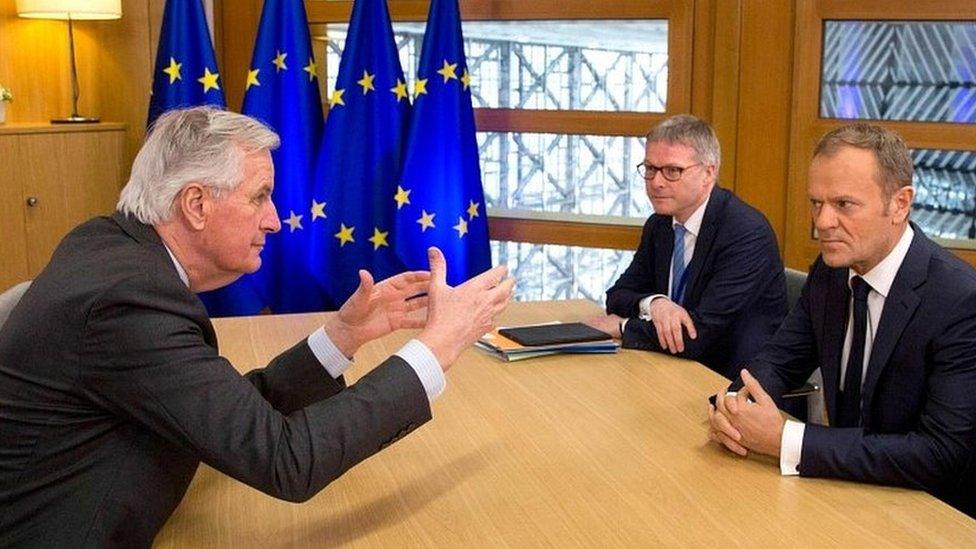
[263,200,281,234]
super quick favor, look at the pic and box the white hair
[117,106,280,225]
[646,114,721,171]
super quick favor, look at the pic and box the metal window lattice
[912,149,976,240]
[491,241,634,304]
[821,21,976,123]
[325,27,667,112]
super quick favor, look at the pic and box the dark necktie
[837,276,870,428]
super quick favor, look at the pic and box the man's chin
[819,252,850,268]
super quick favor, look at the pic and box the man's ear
[891,185,914,224]
[177,183,210,231]
[703,163,718,186]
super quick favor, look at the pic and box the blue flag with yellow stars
[311,0,411,304]
[198,0,329,316]
[148,0,225,126]
[392,0,491,285]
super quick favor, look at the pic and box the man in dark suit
[708,123,976,517]
[587,115,787,379]
[0,107,514,547]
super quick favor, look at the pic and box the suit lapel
[653,220,673,294]
[683,187,724,301]
[860,234,927,418]
[822,267,849,423]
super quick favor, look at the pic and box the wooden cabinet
[0,123,126,291]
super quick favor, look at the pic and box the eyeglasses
[636,162,703,182]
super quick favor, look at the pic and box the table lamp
[16,0,122,123]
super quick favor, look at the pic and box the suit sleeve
[620,223,779,361]
[606,218,658,317]
[242,338,346,414]
[737,262,823,398]
[79,277,432,503]
[798,294,976,492]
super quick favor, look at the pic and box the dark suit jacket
[606,186,787,378]
[746,226,976,516]
[0,212,432,547]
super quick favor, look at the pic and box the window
[820,21,976,123]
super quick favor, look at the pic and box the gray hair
[117,106,280,225]
[646,114,721,171]
[813,123,914,200]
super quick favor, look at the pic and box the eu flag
[312,0,411,304]
[393,0,491,285]
[198,0,329,316]
[148,0,225,126]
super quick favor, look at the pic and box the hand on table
[647,297,697,354]
[708,369,785,458]
[583,313,624,339]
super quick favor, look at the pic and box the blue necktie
[671,224,687,303]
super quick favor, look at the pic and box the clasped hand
[707,369,785,458]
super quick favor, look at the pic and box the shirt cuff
[395,339,446,403]
[639,294,669,320]
[780,419,805,476]
[307,327,353,379]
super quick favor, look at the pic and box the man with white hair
[0,106,514,546]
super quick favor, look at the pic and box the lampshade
[17,0,122,20]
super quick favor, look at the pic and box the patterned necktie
[837,276,871,428]
[671,224,687,303]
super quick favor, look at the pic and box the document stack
[476,322,619,362]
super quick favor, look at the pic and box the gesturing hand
[417,247,515,371]
[325,269,431,357]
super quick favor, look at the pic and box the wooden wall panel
[732,0,794,250]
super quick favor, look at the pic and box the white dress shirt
[162,244,445,402]
[780,225,915,475]
[637,194,710,319]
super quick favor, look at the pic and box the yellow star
[272,50,288,72]
[393,185,411,209]
[330,88,345,108]
[357,70,375,94]
[245,68,260,90]
[283,211,303,233]
[390,79,409,102]
[162,57,182,84]
[436,60,458,83]
[303,57,317,81]
[460,69,472,90]
[416,210,436,232]
[310,199,326,221]
[467,200,480,219]
[369,227,390,250]
[334,223,355,246]
[198,67,220,93]
[453,216,469,238]
[413,78,428,98]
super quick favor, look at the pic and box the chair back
[785,268,807,310]
[0,281,32,332]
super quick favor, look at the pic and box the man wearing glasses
[587,115,787,379]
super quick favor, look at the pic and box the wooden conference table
[154,300,976,547]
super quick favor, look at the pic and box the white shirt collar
[162,243,190,288]
[848,225,914,298]
[672,190,710,237]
